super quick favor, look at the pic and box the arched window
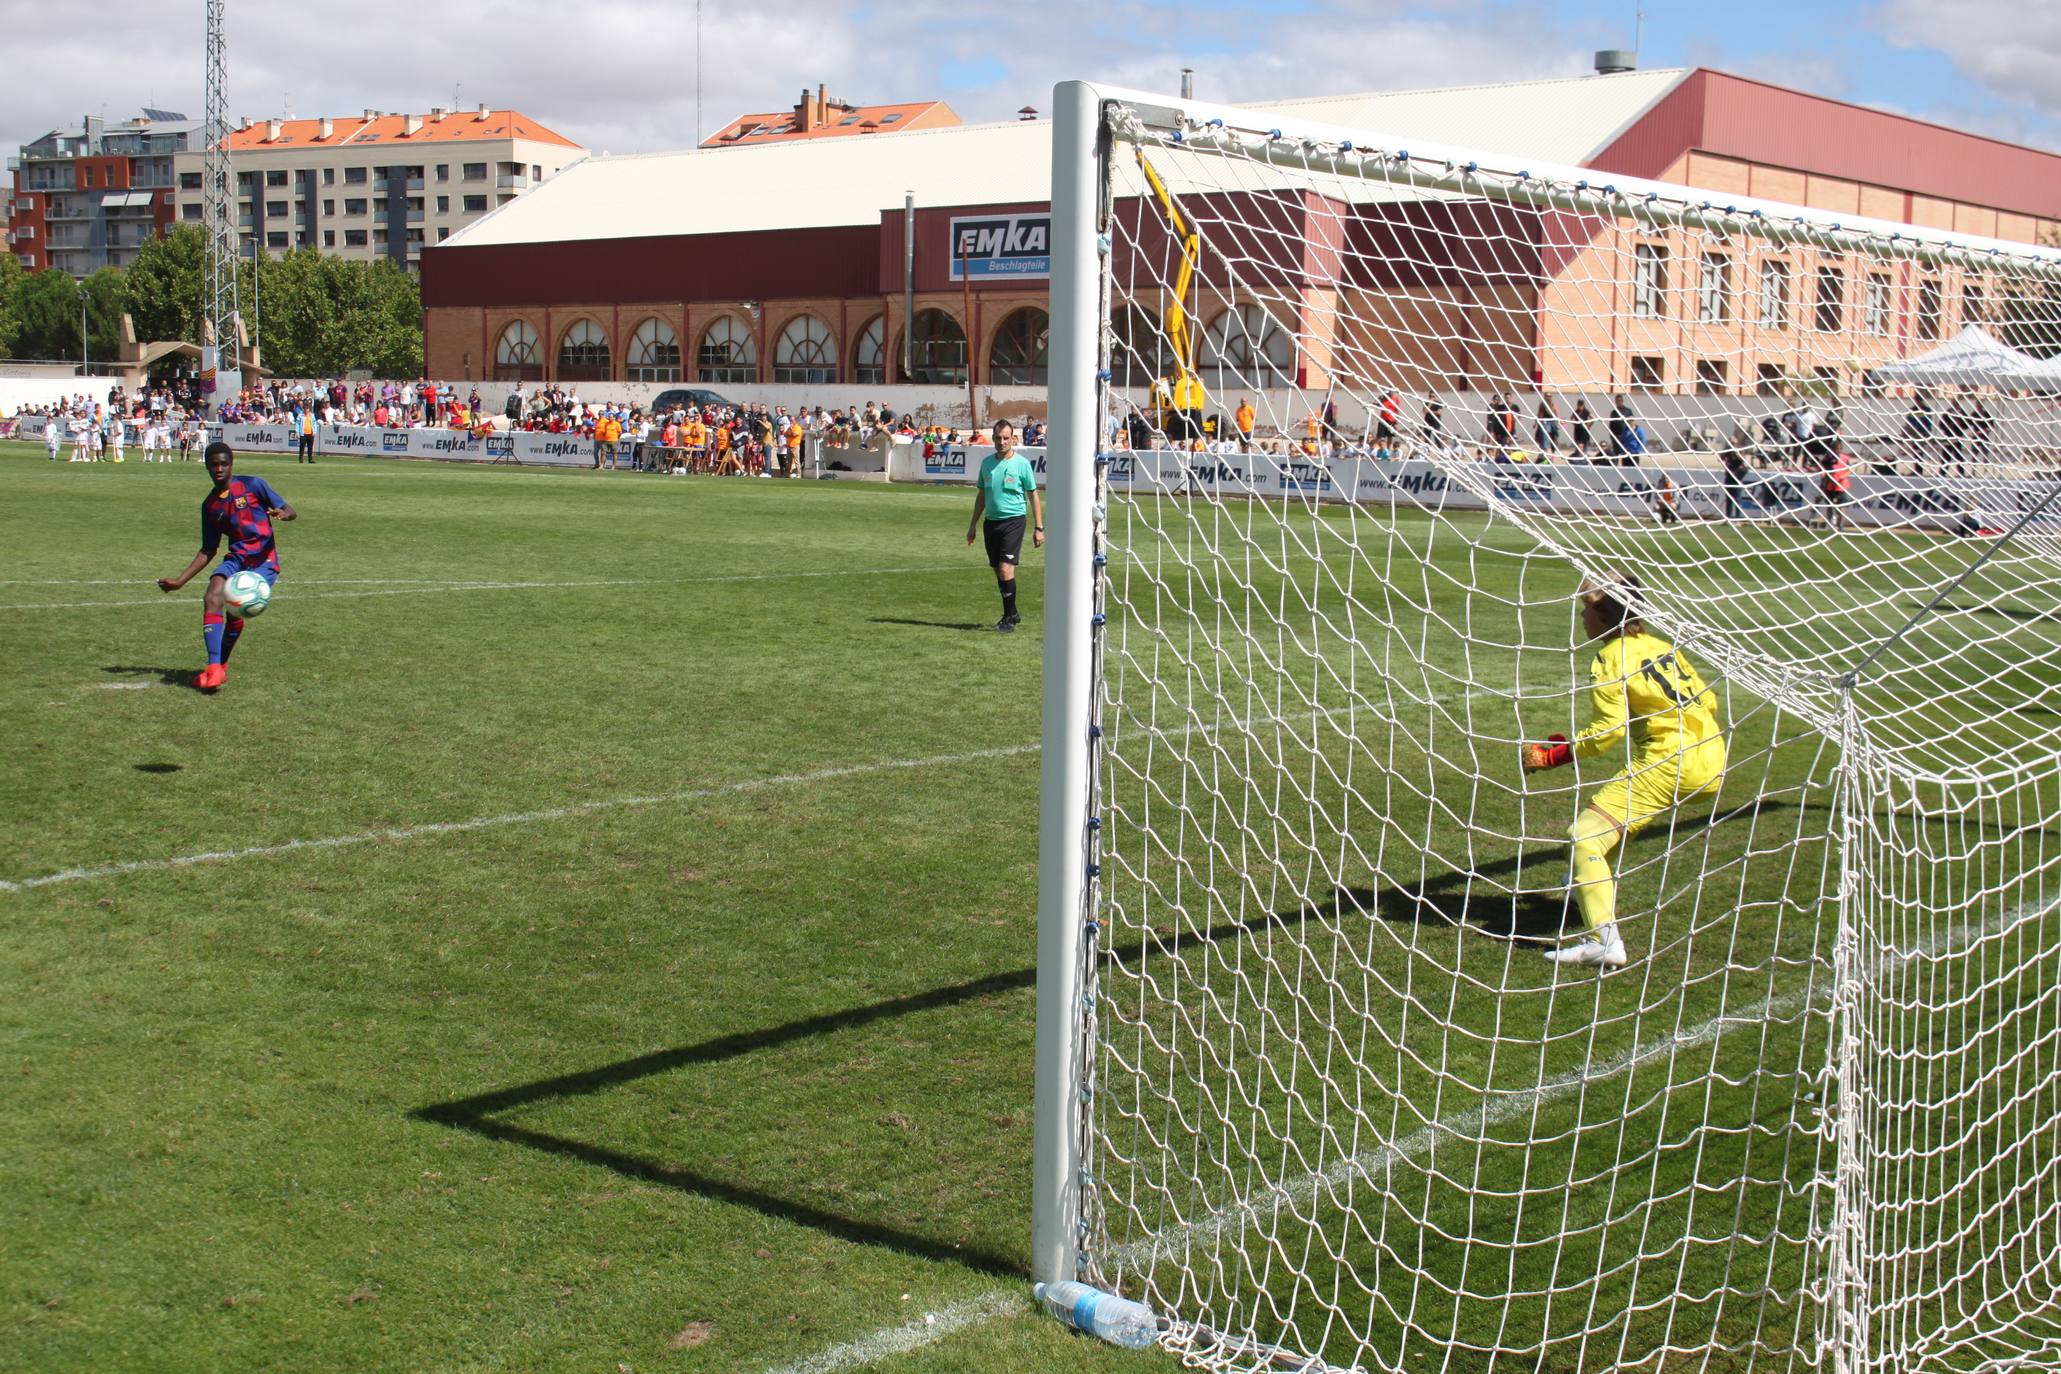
[987,308,1049,385]
[1111,303,1169,388]
[773,315,837,384]
[494,320,540,382]
[853,316,885,385]
[625,318,680,383]
[903,308,966,385]
[556,319,611,382]
[697,315,757,384]
[1200,303,1297,390]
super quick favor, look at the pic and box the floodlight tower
[202,0,240,392]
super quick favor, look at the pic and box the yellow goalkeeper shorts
[1587,735,1726,837]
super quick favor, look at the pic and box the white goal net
[1032,82,2061,1374]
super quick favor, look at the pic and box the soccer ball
[222,570,273,618]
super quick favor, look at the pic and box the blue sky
[914,0,2061,154]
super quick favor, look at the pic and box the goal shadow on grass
[409,796,1796,1281]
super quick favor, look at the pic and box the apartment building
[701,86,960,147]
[169,105,583,272]
[9,110,199,276]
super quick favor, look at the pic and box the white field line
[0,577,483,587]
[750,902,2036,1374]
[0,740,1044,893]
[0,564,965,611]
[4,716,1270,894]
[752,906,2045,1374]
[89,682,157,690]
[1109,900,2042,1268]
[759,1291,1023,1374]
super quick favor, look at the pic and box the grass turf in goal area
[0,442,2051,1374]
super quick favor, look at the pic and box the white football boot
[1546,924,1628,969]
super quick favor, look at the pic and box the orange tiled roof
[224,110,581,152]
[701,101,956,147]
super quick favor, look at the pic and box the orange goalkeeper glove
[1522,733,1572,772]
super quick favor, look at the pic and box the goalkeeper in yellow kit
[1522,573,1726,968]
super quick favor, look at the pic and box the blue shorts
[214,557,278,585]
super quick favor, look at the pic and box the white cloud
[6,0,2048,174]
[1874,0,2061,127]
[0,0,1595,160]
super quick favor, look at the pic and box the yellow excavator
[1135,150,1212,442]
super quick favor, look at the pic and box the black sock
[1000,576,1018,621]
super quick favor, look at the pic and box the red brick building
[421,68,2061,396]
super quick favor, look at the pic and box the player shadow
[134,763,184,774]
[102,664,200,687]
[1364,796,1801,942]
[868,617,990,632]
[1355,854,1574,942]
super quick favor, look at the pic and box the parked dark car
[651,388,736,412]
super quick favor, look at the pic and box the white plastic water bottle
[1033,1280,1159,1349]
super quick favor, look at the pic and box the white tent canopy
[1872,323,2058,391]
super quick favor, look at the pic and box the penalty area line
[0,564,965,612]
[0,740,1042,893]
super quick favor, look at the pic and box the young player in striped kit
[157,442,297,692]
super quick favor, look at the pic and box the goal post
[1034,78,2061,1373]
[1030,75,1105,1290]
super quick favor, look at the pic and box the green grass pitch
[1,442,2054,1374]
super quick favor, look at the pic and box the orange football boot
[195,663,227,692]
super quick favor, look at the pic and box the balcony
[496,172,528,190]
[403,176,424,192]
[406,207,424,223]
[44,203,92,220]
[406,241,423,260]
[4,157,15,172]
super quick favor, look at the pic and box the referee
[965,420,1044,633]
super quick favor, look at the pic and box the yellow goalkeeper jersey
[1574,629,1721,763]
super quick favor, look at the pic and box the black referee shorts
[982,515,1027,567]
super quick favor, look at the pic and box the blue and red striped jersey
[201,476,285,568]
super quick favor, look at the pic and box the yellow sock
[1568,809,1622,933]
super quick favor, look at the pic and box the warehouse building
[421,67,2061,397]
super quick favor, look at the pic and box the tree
[0,228,424,375]
[0,252,25,356]
[11,266,125,363]
[244,246,420,377]
[124,223,208,344]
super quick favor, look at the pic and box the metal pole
[902,191,915,385]
[1030,77,1100,1288]
[962,237,977,428]
[80,289,88,374]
